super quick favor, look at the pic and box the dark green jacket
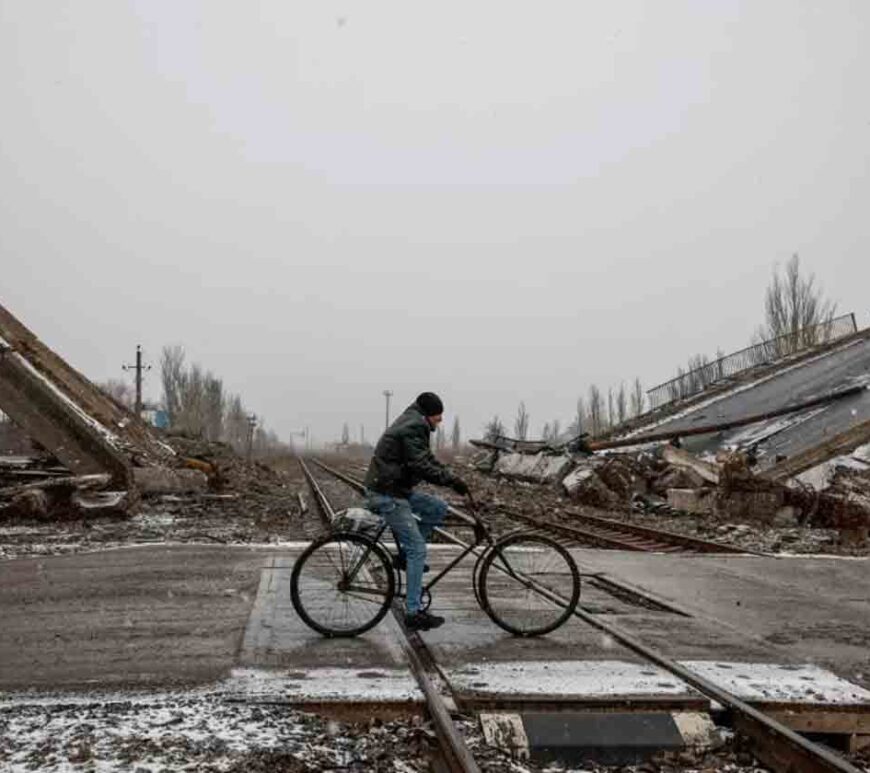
[364,404,458,497]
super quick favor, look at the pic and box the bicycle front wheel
[479,533,580,637]
[291,532,395,637]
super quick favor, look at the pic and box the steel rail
[300,457,480,773]
[446,506,860,773]
[297,456,336,526]
[310,458,860,773]
[499,506,757,555]
[316,455,747,555]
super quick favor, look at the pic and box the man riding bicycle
[364,392,471,631]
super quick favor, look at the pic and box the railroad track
[298,457,480,773]
[495,505,757,555]
[309,457,751,555]
[305,456,860,773]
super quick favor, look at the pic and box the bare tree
[630,377,645,417]
[203,374,224,441]
[588,384,603,436]
[541,422,551,442]
[224,394,248,452]
[483,416,505,443]
[514,401,530,440]
[571,397,585,436]
[341,422,350,444]
[177,363,206,436]
[607,388,615,430]
[451,416,461,450]
[616,383,627,425]
[435,425,446,451]
[551,419,561,442]
[763,254,837,354]
[160,345,186,425]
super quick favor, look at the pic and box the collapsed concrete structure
[0,302,206,517]
[473,325,870,544]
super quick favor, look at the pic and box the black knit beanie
[415,392,444,416]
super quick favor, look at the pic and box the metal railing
[646,313,858,410]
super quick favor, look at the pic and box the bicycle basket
[333,507,383,536]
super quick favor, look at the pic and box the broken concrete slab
[493,452,573,484]
[0,303,173,467]
[767,418,870,482]
[662,446,720,484]
[0,336,131,483]
[562,467,620,507]
[651,466,707,495]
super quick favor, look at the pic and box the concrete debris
[0,473,125,521]
[492,451,573,483]
[651,466,707,495]
[482,439,870,548]
[563,466,621,508]
[662,446,720,484]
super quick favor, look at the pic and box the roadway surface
[644,336,870,468]
[1,543,869,715]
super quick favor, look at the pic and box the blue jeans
[365,490,447,614]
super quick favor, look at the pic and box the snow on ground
[680,662,870,704]
[0,689,435,773]
[447,661,693,698]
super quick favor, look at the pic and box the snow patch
[681,661,870,704]
[226,667,423,703]
[447,660,695,698]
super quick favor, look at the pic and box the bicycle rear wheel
[291,532,395,637]
[478,533,580,637]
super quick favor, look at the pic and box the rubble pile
[0,435,309,559]
[468,441,870,554]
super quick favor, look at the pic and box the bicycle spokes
[291,533,395,637]
[479,534,580,637]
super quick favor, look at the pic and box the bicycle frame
[336,506,539,610]
[343,510,517,602]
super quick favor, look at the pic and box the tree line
[100,346,287,458]
[482,376,646,445]
[159,346,286,456]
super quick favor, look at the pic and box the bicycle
[290,499,581,638]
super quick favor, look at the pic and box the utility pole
[383,389,393,430]
[246,414,257,461]
[122,344,151,416]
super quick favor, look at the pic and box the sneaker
[404,610,445,631]
[393,553,430,573]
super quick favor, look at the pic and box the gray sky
[2,1,868,446]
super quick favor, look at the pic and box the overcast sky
[1,1,868,447]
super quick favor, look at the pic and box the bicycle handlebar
[446,494,492,540]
